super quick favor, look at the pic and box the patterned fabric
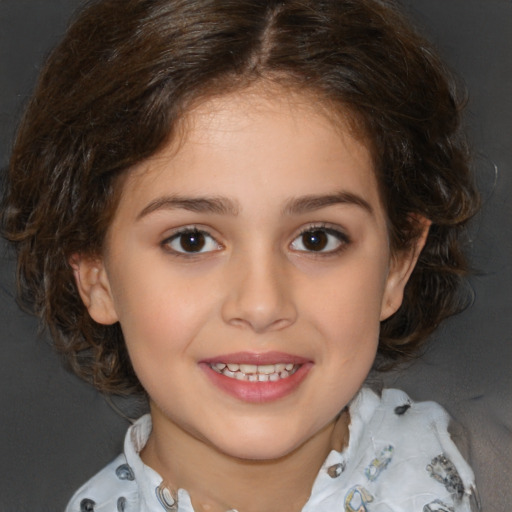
[65,388,479,512]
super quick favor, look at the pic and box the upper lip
[200,351,311,365]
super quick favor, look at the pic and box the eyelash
[161,227,222,257]
[291,224,351,256]
[161,224,351,257]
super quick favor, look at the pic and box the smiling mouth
[209,362,300,382]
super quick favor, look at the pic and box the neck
[141,406,349,512]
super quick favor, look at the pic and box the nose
[221,250,298,333]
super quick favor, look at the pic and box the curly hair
[1,0,479,393]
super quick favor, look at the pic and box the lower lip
[199,363,313,403]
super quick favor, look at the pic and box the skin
[74,87,428,512]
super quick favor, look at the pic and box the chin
[224,443,297,462]
[210,426,311,462]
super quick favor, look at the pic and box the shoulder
[344,388,479,511]
[360,388,473,475]
[65,415,170,512]
[355,387,453,438]
[351,387,462,446]
[65,453,139,512]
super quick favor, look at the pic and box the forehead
[115,87,385,223]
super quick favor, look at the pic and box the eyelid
[290,223,351,254]
[161,225,223,256]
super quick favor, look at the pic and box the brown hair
[2,0,479,393]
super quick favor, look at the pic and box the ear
[69,254,119,325]
[380,216,431,321]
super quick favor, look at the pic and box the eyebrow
[136,190,373,220]
[136,195,240,219]
[282,191,374,216]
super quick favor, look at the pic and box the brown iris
[179,230,206,252]
[301,229,328,251]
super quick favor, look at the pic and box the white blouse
[66,388,480,512]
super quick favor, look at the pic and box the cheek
[109,267,217,362]
[116,286,216,398]
[302,254,389,343]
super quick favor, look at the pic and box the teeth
[239,364,258,374]
[258,365,275,375]
[210,362,300,381]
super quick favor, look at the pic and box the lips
[199,352,312,403]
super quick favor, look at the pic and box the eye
[290,226,349,253]
[163,228,221,255]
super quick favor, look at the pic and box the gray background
[1,0,511,510]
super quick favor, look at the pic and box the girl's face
[77,89,423,461]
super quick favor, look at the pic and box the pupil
[302,230,328,251]
[180,231,205,252]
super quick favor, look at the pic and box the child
[1,0,481,511]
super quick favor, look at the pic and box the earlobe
[380,216,431,321]
[70,254,119,325]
